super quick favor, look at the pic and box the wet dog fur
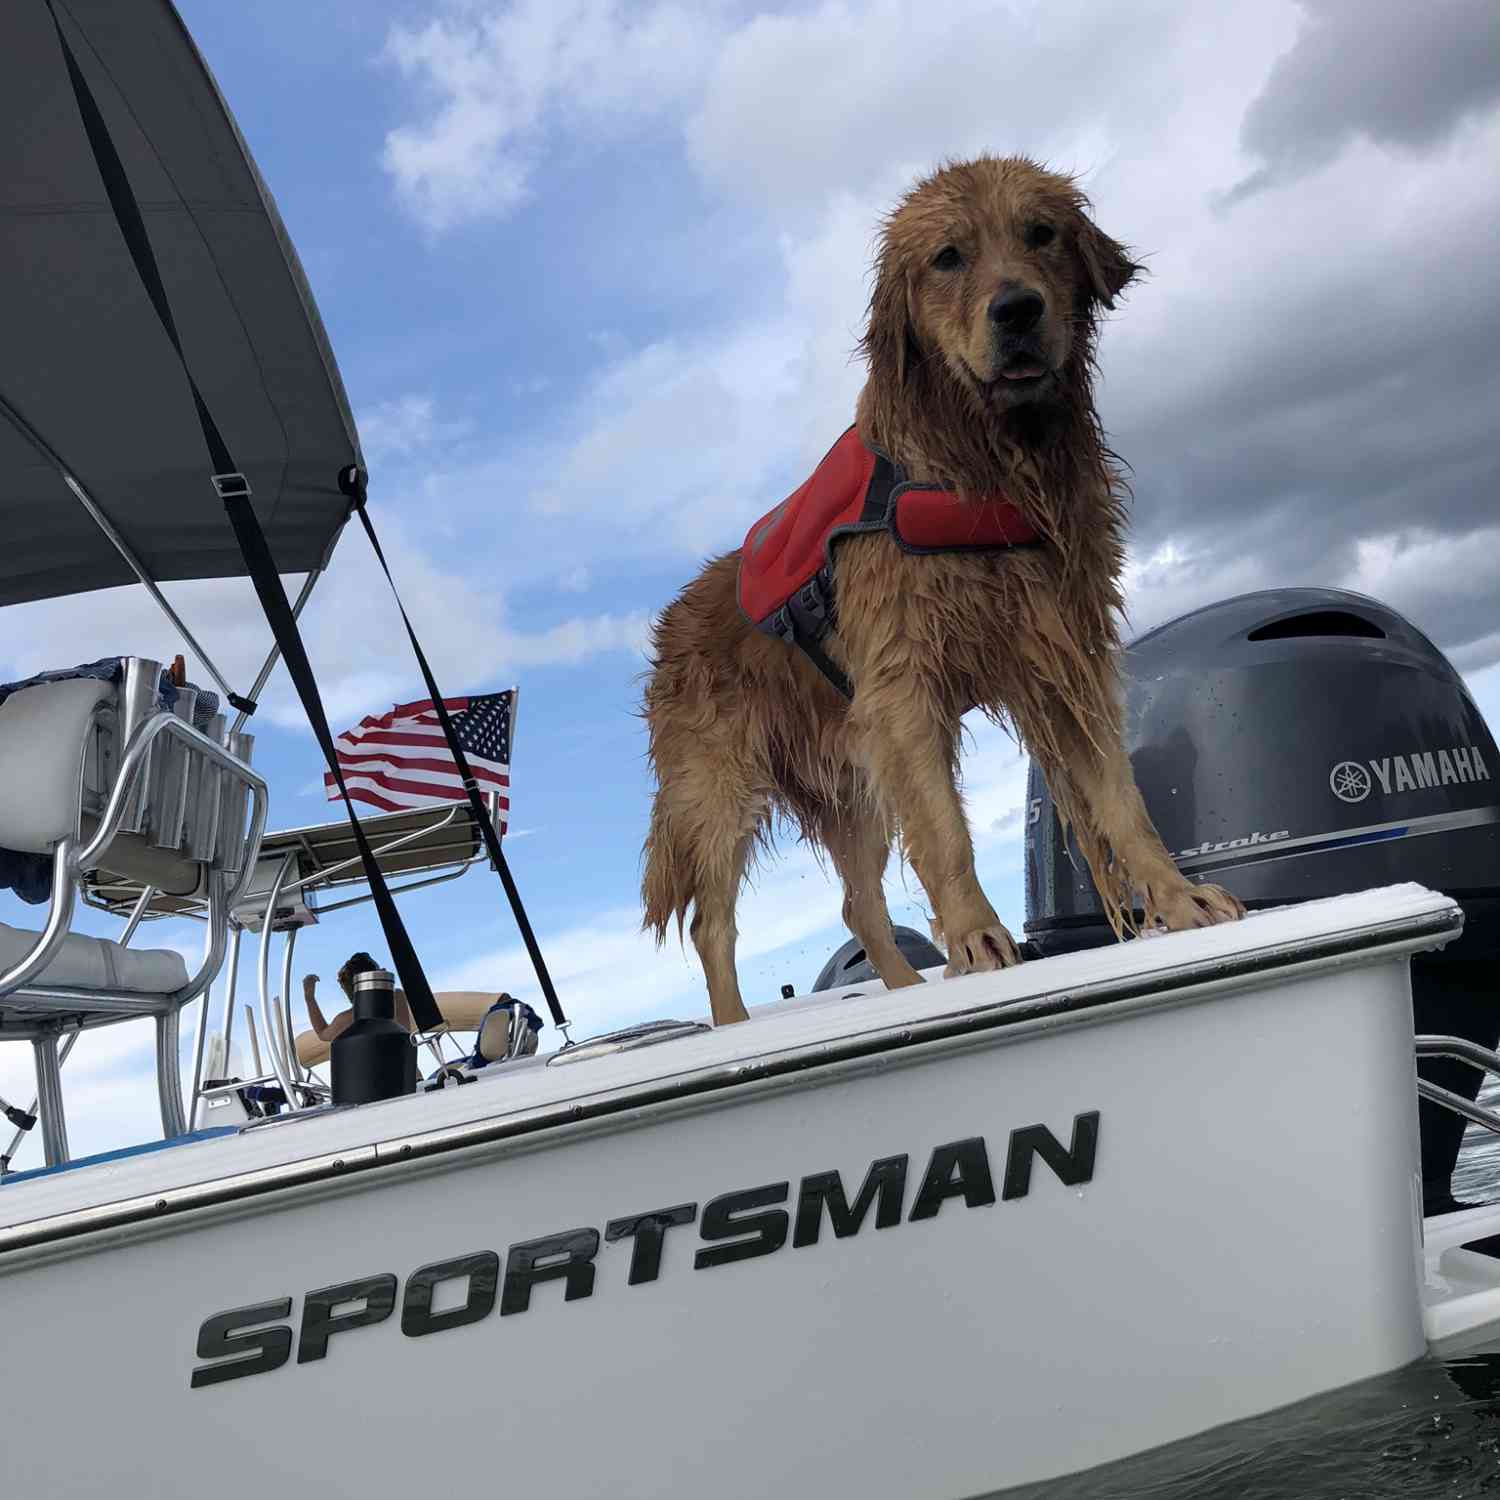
[641,156,1243,1026]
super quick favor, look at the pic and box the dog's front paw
[1148,880,1245,932]
[943,923,1022,976]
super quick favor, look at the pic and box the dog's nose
[988,287,1045,332]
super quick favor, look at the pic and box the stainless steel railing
[1416,1035,1500,1135]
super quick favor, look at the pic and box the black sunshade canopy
[0,0,361,609]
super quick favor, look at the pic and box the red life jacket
[737,426,1042,695]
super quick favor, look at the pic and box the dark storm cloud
[1110,134,1500,667]
[1226,0,1500,202]
[1121,275,1500,549]
[1118,340,1500,664]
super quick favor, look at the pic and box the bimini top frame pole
[0,385,328,720]
[0,387,273,714]
[230,569,323,736]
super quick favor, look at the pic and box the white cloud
[1466,660,1500,730]
[0,1014,179,1170]
[1226,0,1500,201]
[433,711,1035,1035]
[1118,537,1275,641]
[1453,634,1500,678]
[358,394,470,462]
[381,0,1294,238]
[1345,528,1500,622]
[961,719,1033,848]
[0,512,651,734]
[433,840,852,1031]
[1100,117,1500,453]
[522,323,813,559]
[378,0,1500,649]
[381,0,724,230]
[1340,526,1500,663]
[683,0,1283,221]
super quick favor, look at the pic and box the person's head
[337,951,381,1001]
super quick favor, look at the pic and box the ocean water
[1002,1092,1500,1499]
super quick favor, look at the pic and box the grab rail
[0,709,266,1002]
[1415,1035,1500,1136]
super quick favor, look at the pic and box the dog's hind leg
[818,803,925,991]
[644,788,760,1026]
[646,750,766,1026]
[687,819,758,1027]
[641,672,767,1026]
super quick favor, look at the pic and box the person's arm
[296,975,350,1068]
[303,973,336,1039]
[303,973,355,1045]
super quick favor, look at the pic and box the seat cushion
[0,921,188,993]
[0,678,113,853]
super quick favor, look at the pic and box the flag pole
[503,683,521,857]
[341,468,570,1038]
[487,684,520,866]
[487,685,573,1046]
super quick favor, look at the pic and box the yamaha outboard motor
[812,925,948,991]
[1023,588,1499,1215]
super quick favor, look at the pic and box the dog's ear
[1075,216,1142,310]
[861,250,921,385]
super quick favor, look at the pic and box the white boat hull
[0,886,1464,1495]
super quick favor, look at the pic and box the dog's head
[863,157,1141,417]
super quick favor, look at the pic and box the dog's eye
[1025,223,1056,249]
[931,245,963,271]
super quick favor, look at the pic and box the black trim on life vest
[761,568,850,698]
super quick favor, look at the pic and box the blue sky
[2,0,1497,1162]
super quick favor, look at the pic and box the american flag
[324,691,513,829]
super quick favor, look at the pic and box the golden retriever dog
[641,156,1243,1026]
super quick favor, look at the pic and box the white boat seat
[0,657,267,1170]
[0,677,115,853]
[0,920,187,994]
[0,670,212,898]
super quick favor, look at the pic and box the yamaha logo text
[1329,744,1491,804]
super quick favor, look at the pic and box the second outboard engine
[1023,588,1499,1216]
[812,925,948,992]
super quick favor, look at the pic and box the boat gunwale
[0,899,1461,1262]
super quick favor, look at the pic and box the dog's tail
[641,800,693,945]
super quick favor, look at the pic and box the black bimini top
[0,0,360,607]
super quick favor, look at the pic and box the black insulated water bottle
[331,968,417,1105]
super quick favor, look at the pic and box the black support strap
[341,469,568,1032]
[48,1,444,1033]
